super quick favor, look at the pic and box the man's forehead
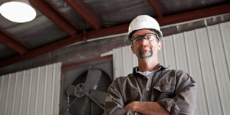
[133,29,156,36]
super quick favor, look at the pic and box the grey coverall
[105,65,196,115]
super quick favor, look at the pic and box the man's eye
[136,37,142,41]
[133,36,142,41]
[146,35,155,40]
[147,36,154,40]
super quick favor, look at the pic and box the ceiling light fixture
[0,1,36,23]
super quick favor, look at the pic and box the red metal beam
[157,4,230,26]
[29,0,77,36]
[0,32,28,54]
[0,4,230,68]
[87,4,230,39]
[62,55,112,71]
[86,24,129,40]
[147,0,163,18]
[0,35,82,68]
[65,0,101,30]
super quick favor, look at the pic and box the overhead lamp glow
[0,1,36,23]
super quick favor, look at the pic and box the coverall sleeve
[157,71,197,115]
[104,79,141,115]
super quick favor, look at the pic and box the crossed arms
[124,101,170,115]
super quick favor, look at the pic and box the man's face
[131,30,162,59]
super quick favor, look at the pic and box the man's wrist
[132,101,140,112]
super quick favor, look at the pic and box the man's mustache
[138,45,152,50]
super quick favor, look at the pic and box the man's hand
[124,101,170,115]
[124,101,138,111]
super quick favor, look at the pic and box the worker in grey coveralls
[104,15,196,115]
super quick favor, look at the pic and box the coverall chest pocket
[154,84,175,100]
[125,87,139,103]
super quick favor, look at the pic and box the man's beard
[139,47,153,59]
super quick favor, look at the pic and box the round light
[0,1,36,23]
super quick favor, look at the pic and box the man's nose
[140,37,148,44]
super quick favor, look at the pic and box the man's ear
[157,41,162,50]
[131,45,135,54]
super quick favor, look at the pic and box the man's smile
[139,46,151,52]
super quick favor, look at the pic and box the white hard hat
[128,15,163,40]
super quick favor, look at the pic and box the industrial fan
[63,66,112,115]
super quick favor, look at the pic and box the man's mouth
[139,46,151,52]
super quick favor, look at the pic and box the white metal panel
[219,22,230,114]
[43,65,55,115]
[173,33,189,73]
[113,47,123,78]
[37,66,46,115]
[208,24,230,115]
[122,46,134,76]
[11,73,17,115]
[184,30,209,115]
[0,75,9,115]
[20,71,30,115]
[53,63,61,115]
[0,62,62,115]
[27,68,38,115]
[34,67,41,115]
[14,72,23,115]
[43,66,50,115]
[162,36,177,69]
[132,52,138,68]
[113,45,136,79]
[220,22,230,75]
[6,74,16,115]
[196,28,223,115]
[113,21,230,115]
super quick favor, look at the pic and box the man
[104,15,196,115]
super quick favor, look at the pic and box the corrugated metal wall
[0,62,62,115]
[113,21,230,115]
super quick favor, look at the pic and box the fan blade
[89,89,107,105]
[84,90,104,109]
[66,85,76,96]
[84,69,102,91]
[78,96,89,115]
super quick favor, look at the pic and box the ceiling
[0,0,230,69]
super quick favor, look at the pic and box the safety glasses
[131,33,157,43]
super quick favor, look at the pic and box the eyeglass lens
[132,33,156,43]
